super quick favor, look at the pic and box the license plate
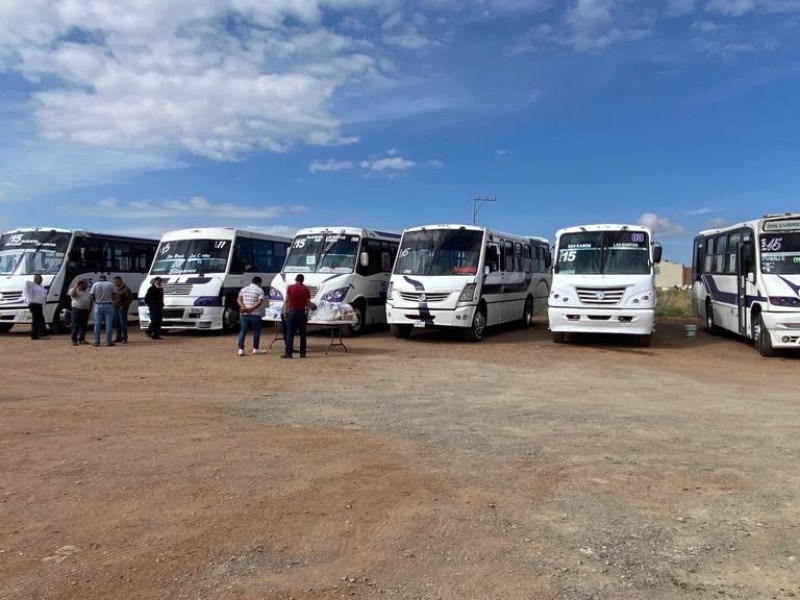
[413,321,426,328]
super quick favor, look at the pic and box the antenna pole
[472,196,497,225]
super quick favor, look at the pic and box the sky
[1,0,799,264]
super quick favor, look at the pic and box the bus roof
[159,227,292,242]
[401,223,545,243]
[2,227,157,243]
[555,223,652,237]
[294,226,400,240]
[696,213,800,237]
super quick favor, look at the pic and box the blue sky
[1,0,799,263]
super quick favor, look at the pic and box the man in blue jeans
[237,276,266,356]
[282,274,315,358]
[90,274,117,347]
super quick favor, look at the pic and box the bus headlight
[323,287,350,302]
[459,283,476,303]
[269,287,284,301]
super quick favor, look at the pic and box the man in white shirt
[236,276,266,356]
[90,274,117,347]
[22,273,49,340]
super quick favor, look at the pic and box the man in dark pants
[282,274,315,358]
[22,273,49,340]
[144,277,164,339]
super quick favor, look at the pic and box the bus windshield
[0,231,71,276]
[284,233,360,273]
[760,232,800,275]
[557,230,650,275]
[394,229,483,276]
[150,239,231,275]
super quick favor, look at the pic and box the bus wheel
[464,308,486,342]
[754,314,775,357]
[344,303,364,337]
[390,324,412,339]
[50,305,72,334]
[0,323,12,333]
[551,331,566,343]
[638,333,652,347]
[704,300,719,335]
[522,297,534,328]
[222,305,240,332]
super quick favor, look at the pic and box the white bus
[268,226,400,335]
[138,227,290,332]
[548,224,662,346]
[386,224,551,341]
[692,213,800,357]
[0,227,157,333]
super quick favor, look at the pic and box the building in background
[655,260,687,288]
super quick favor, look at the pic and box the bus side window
[485,245,500,272]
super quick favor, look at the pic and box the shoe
[299,353,306,358]
[39,336,51,340]
[252,349,266,355]
[72,341,79,346]
[79,340,87,345]
[280,354,292,359]
[238,349,245,356]
[122,338,128,344]
[106,342,116,347]
[114,337,122,343]
[151,335,162,340]
[93,342,100,347]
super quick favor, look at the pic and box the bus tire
[638,333,652,347]
[522,296,534,328]
[704,300,719,335]
[463,307,486,342]
[222,305,240,333]
[344,302,365,337]
[755,314,775,357]
[551,331,566,343]
[50,305,71,334]
[390,324,412,339]
[0,323,12,333]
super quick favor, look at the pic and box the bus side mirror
[553,264,560,274]
[741,243,754,272]
[360,251,369,268]
[653,244,663,264]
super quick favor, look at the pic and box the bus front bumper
[548,306,654,336]
[385,304,474,329]
[138,306,225,330]
[0,307,33,324]
[761,312,800,348]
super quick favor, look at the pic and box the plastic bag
[310,300,355,322]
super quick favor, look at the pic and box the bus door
[736,239,752,335]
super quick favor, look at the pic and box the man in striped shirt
[237,276,266,356]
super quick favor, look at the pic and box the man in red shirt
[282,274,315,358]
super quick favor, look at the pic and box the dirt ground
[1,318,799,600]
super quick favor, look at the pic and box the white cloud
[359,157,415,171]
[637,212,686,237]
[665,0,696,17]
[308,159,354,173]
[704,0,800,17]
[86,195,308,220]
[685,207,717,215]
[427,159,444,168]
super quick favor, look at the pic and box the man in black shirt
[144,277,164,339]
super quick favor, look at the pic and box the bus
[138,227,291,332]
[386,224,551,341]
[692,213,800,357]
[0,227,157,333]
[548,224,662,346]
[268,226,400,336]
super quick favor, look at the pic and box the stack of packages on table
[263,301,355,323]
[310,301,355,323]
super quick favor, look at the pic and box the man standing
[236,276,266,356]
[144,277,164,339]
[282,274,315,359]
[22,273,49,340]
[90,274,116,347]
[112,276,134,344]
[68,279,91,345]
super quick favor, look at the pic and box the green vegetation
[656,288,694,318]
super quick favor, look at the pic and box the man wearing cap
[90,274,117,347]
[144,277,164,339]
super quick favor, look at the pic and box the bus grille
[576,287,626,305]
[162,308,185,319]
[399,291,450,303]
[163,283,194,295]
[0,291,23,303]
